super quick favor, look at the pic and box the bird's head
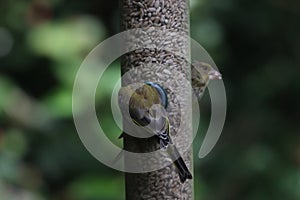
[193,61,222,81]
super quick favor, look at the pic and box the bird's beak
[208,70,222,80]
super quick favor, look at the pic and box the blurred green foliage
[0,0,299,199]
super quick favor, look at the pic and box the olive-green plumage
[119,84,161,127]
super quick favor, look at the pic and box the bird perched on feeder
[118,82,192,183]
[191,61,222,99]
[117,62,221,183]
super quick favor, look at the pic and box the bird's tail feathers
[169,146,192,183]
[174,155,193,183]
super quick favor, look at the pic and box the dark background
[0,0,300,199]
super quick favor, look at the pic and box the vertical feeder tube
[121,0,193,199]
